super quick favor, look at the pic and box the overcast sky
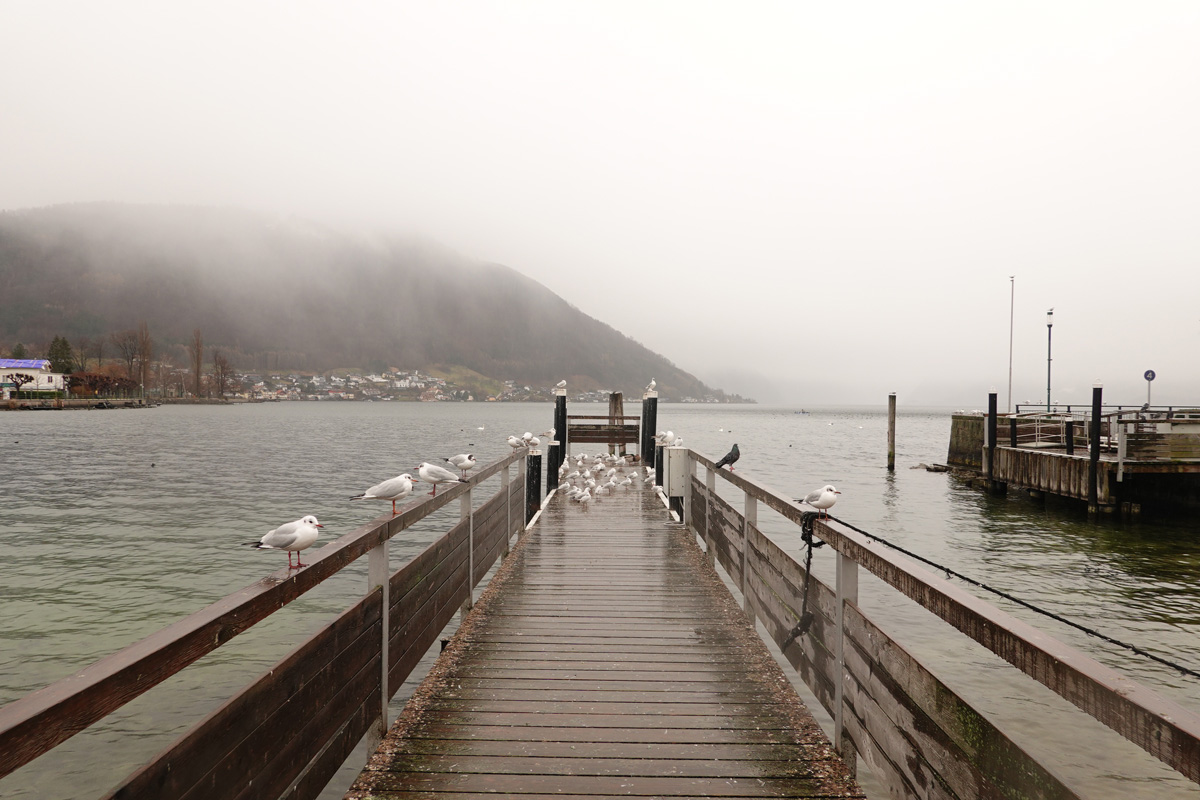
[3,2,1198,406]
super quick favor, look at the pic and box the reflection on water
[2,402,1199,798]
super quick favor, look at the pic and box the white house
[0,359,66,399]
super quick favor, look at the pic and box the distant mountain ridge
[0,203,731,400]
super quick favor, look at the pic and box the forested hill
[0,203,729,400]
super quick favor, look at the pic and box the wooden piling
[1089,385,1102,512]
[1009,416,1018,448]
[887,393,896,471]
[1065,419,1075,455]
[546,441,560,495]
[608,392,625,456]
[525,450,542,525]
[986,393,1004,494]
[641,391,658,466]
[553,389,568,467]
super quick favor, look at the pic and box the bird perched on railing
[350,473,415,515]
[802,484,840,518]
[507,435,524,449]
[714,443,740,471]
[415,462,463,496]
[445,453,476,479]
[244,516,323,569]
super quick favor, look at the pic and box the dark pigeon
[714,443,740,471]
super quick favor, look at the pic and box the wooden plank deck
[349,482,862,799]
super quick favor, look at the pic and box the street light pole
[1046,308,1054,411]
[1008,276,1014,413]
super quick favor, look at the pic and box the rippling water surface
[3,402,1199,798]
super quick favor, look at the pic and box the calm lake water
[2,401,1199,798]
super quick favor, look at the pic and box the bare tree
[9,373,35,398]
[134,321,153,394]
[111,329,139,379]
[212,350,234,399]
[187,328,204,397]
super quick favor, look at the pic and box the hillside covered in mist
[0,204,731,400]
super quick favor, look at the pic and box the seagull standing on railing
[445,453,476,479]
[802,484,840,518]
[714,443,740,471]
[350,473,415,515]
[415,462,463,496]
[244,516,323,569]
[507,435,524,449]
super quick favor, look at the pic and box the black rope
[783,512,825,647]
[824,513,1200,681]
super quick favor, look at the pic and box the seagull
[526,436,541,448]
[507,435,524,449]
[646,378,656,392]
[802,484,841,518]
[714,443,740,471]
[445,453,477,478]
[541,427,556,440]
[350,473,415,515]
[556,379,567,388]
[244,515,323,569]
[415,462,463,496]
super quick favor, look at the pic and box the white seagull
[507,435,524,449]
[646,378,656,392]
[556,379,567,388]
[415,462,463,496]
[445,453,477,479]
[244,515,324,569]
[350,473,415,515]
[803,485,841,518]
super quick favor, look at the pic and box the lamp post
[1045,308,1054,411]
[1007,276,1015,413]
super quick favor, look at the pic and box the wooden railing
[678,448,1200,798]
[0,451,527,798]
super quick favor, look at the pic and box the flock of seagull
[244,420,842,571]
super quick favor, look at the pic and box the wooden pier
[350,481,861,798]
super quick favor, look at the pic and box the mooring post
[1089,384,1103,513]
[366,538,390,756]
[641,391,658,466]
[887,392,896,471]
[835,550,859,776]
[986,392,1004,494]
[1065,419,1075,455]
[525,448,542,525]
[461,488,474,615]
[683,452,696,528]
[554,388,568,467]
[655,445,664,487]
[546,441,560,495]
[608,391,624,457]
[1009,416,1018,448]
[742,496,756,622]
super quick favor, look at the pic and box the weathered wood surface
[689,449,1200,787]
[350,484,863,799]
[567,423,641,444]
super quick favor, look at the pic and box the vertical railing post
[525,449,542,525]
[704,467,716,568]
[608,392,624,457]
[835,550,859,776]
[1009,416,1018,447]
[742,495,756,622]
[365,537,390,757]
[461,487,473,616]
[655,445,664,487]
[641,391,658,466]
[502,463,512,555]
[683,451,695,528]
[1065,418,1076,455]
[987,392,1004,494]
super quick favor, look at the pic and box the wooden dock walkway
[349,483,862,799]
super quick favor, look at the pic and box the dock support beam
[608,392,625,457]
[641,392,658,466]
[655,445,664,487]
[741,496,756,623]
[525,449,542,526]
[704,468,716,568]
[546,441,560,495]
[502,464,512,555]
[887,393,896,471]
[1065,419,1075,455]
[1089,384,1102,513]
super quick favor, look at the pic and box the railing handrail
[0,449,525,780]
[688,447,1200,784]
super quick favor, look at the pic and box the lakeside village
[1,360,728,406]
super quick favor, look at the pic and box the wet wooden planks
[350,483,862,799]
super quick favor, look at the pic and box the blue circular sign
[1145,370,1156,381]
